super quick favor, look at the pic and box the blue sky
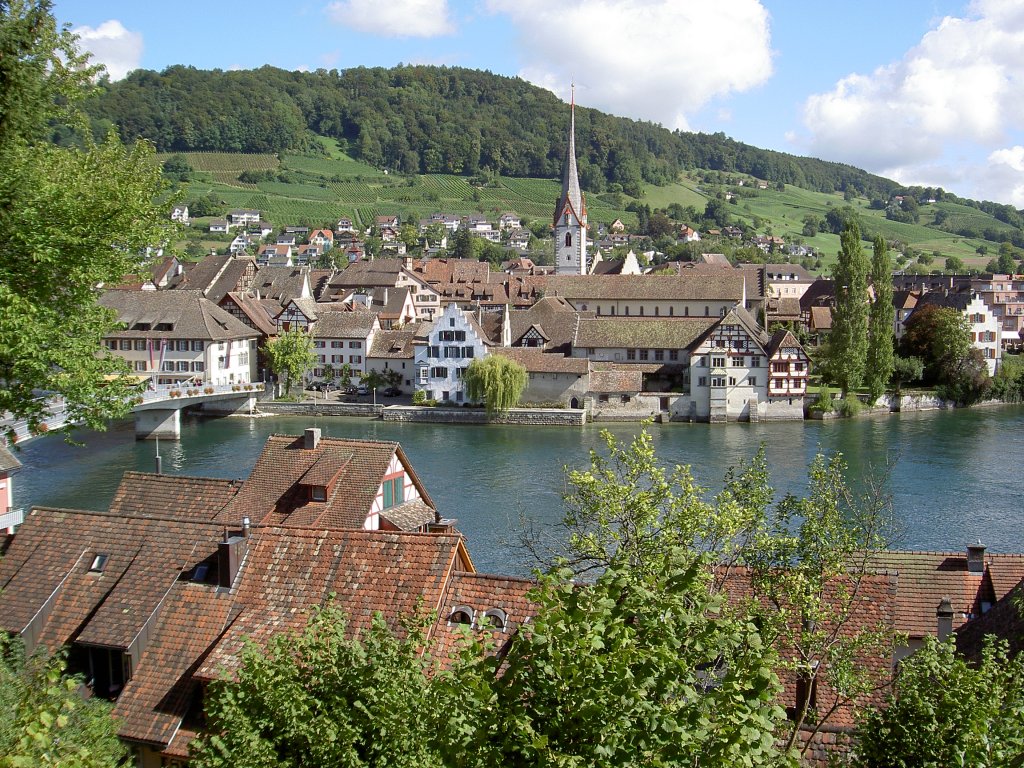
[54,0,1024,207]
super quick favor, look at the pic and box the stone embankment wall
[258,402,382,417]
[381,406,585,425]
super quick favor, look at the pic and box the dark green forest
[83,64,901,200]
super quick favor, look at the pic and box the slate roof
[112,585,235,748]
[250,266,309,303]
[219,292,278,336]
[719,567,897,731]
[588,366,643,393]
[313,310,378,339]
[865,550,1024,637]
[542,274,748,302]
[369,329,416,360]
[108,472,241,520]
[99,291,259,342]
[490,347,589,375]
[0,443,22,473]
[431,572,537,666]
[956,576,1024,660]
[0,507,223,653]
[574,317,716,349]
[508,296,589,350]
[195,528,469,681]
[329,258,405,288]
[217,434,437,531]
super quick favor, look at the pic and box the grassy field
[163,145,1015,272]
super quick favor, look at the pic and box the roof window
[482,608,508,632]
[448,606,474,627]
[89,553,109,573]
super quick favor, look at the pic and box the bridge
[132,382,265,439]
[2,382,265,443]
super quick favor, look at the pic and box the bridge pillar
[134,408,181,440]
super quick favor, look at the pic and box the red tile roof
[218,434,436,531]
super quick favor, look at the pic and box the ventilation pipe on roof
[242,516,251,538]
[304,427,321,450]
[937,596,954,641]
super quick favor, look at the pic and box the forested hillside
[84,64,900,199]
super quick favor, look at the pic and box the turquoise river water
[12,406,1024,575]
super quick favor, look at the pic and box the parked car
[382,386,402,397]
[356,384,369,395]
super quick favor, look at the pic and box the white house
[916,289,1002,376]
[414,303,492,404]
[311,312,380,385]
[171,205,189,225]
[99,290,259,387]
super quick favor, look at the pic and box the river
[11,406,1024,575]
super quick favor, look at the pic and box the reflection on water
[12,406,1024,575]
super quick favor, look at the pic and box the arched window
[483,608,508,632]
[448,606,474,626]
[565,232,572,247]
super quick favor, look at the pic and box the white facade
[415,303,489,403]
[105,337,256,386]
[365,453,423,530]
[963,294,1002,376]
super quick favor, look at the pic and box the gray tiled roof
[313,311,378,339]
[574,317,716,349]
[99,290,259,341]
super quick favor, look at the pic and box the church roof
[555,97,585,226]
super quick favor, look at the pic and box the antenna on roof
[154,436,162,475]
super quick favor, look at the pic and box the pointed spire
[556,87,584,226]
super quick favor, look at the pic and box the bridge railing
[135,381,264,404]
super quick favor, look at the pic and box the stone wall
[258,402,382,417]
[381,406,585,426]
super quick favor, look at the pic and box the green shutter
[395,477,404,505]
[383,481,393,509]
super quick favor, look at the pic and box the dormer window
[448,606,474,626]
[89,553,109,573]
[483,608,508,632]
[310,486,327,502]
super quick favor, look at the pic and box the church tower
[554,88,587,275]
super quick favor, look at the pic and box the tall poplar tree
[827,221,869,397]
[865,236,895,402]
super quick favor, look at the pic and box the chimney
[218,529,249,589]
[937,597,954,641]
[966,540,986,574]
[242,516,251,538]
[304,427,321,450]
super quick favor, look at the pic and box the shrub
[835,397,862,418]
[412,389,426,405]
[810,388,834,413]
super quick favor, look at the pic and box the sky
[53,0,1024,208]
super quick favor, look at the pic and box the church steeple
[556,85,585,226]
[554,86,588,275]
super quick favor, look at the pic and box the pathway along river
[12,406,1024,575]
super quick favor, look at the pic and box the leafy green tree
[265,328,314,396]
[998,251,1017,275]
[321,362,335,385]
[526,430,896,760]
[191,607,442,768]
[360,368,386,392]
[900,305,990,403]
[0,0,171,439]
[890,355,924,396]
[438,557,788,768]
[852,638,1024,768]
[463,356,527,415]
[826,221,870,397]
[450,228,474,260]
[865,236,895,402]
[944,255,965,272]
[0,636,127,768]
[161,153,193,182]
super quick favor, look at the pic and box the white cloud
[325,0,454,38]
[799,1,1024,203]
[485,0,773,130]
[72,20,143,81]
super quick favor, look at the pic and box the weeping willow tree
[464,355,528,415]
